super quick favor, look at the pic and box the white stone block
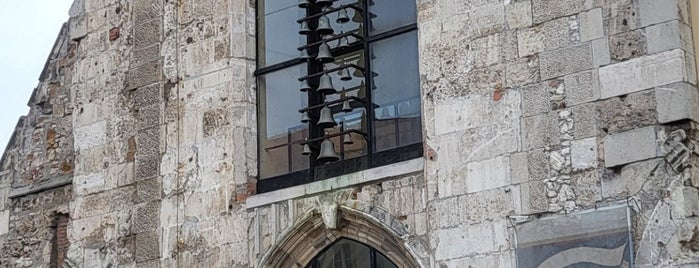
[434,222,499,260]
[505,0,532,29]
[466,156,511,193]
[646,20,693,55]
[591,37,611,67]
[580,8,604,42]
[655,83,699,123]
[603,126,659,167]
[639,0,680,27]
[74,121,107,151]
[571,137,598,170]
[517,26,544,57]
[0,210,8,236]
[599,49,690,99]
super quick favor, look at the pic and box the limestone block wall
[0,22,77,267]
[2,0,699,267]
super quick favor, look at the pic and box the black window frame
[255,0,422,194]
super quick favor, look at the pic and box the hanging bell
[357,80,366,99]
[317,138,340,162]
[316,15,334,35]
[342,99,352,112]
[300,80,312,92]
[337,35,349,48]
[316,42,334,63]
[340,67,352,81]
[300,111,312,123]
[301,138,312,155]
[316,73,336,95]
[315,0,333,7]
[343,133,354,145]
[351,7,363,23]
[299,21,311,35]
[300,48,312,61]
[336,8,350,24]
[298,0,311,8]
[317,106,337,128]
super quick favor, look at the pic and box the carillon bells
[316,73,336,94]
[340,67,352,81]
[298,0,311,8]
[299,21,311,35]
[317,137,340,162]
[302,138,312,155]
[340,90,352,112]
[300,48,312,61]
[343,133,353,145]
[301,111,312,123]
[336,8,350,23]
[316,15,334,35]
[317,106,337,128]
[316,42,334,63]
[300,80,312,92]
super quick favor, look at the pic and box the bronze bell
[316,73,336,95]
[299,21,311,35]
[300,80,312,92]
[357,80,366,99]
[300,48,312,61]
[340,67,352,81]
[301,111,311,123]
[343,133,353,145]
[337,8,350,24]
[317,138,340,162]
[316,15,334,35]
[298,0,311,8]
[316,42,334,63]
[301,138,312,155]
[315,0,333,7]
[317,106,337,128]
[342,99,352,112]
[337,35,349,48]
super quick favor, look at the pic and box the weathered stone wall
[0,21,78,267]
[2,0,699,267]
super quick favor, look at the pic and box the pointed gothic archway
[257,205,428,268]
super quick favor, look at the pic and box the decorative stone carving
[313,190,351,230]
[661,129,690,173]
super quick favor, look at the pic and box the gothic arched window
[305,238,398,268]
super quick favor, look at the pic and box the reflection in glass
[258,1,306,66]
[306,239,397,268]
[368,0,417,34]
[259,65,309,179]
[371,31,421,152]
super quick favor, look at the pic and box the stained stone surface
[1,0,699,267]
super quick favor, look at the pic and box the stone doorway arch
[257,206,427,268]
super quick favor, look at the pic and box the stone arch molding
[257,192,429,268]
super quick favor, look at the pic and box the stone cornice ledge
[246,158,425,209]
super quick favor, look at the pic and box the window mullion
[362,0,375,162]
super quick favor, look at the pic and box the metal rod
[299,96,366,113]
[297,31,363,51]
[264,129,367,150]
[296,4,364,23]
[298,64,365,81]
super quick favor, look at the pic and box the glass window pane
[259,64,309,179]
[258,1,306,66]
[376,252,398,268]
[368,0,417,34]
[315,239,371,268]
[370,31,421,152]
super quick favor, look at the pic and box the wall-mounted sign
[515,206,634,268]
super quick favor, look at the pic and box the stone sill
[246,158,425,208]
[9,175,72,199]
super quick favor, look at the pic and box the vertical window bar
[362,0,375,162]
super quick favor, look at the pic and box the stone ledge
[9,175,72,199]
[246,158,425,208]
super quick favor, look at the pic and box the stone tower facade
[1,0,699,267]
